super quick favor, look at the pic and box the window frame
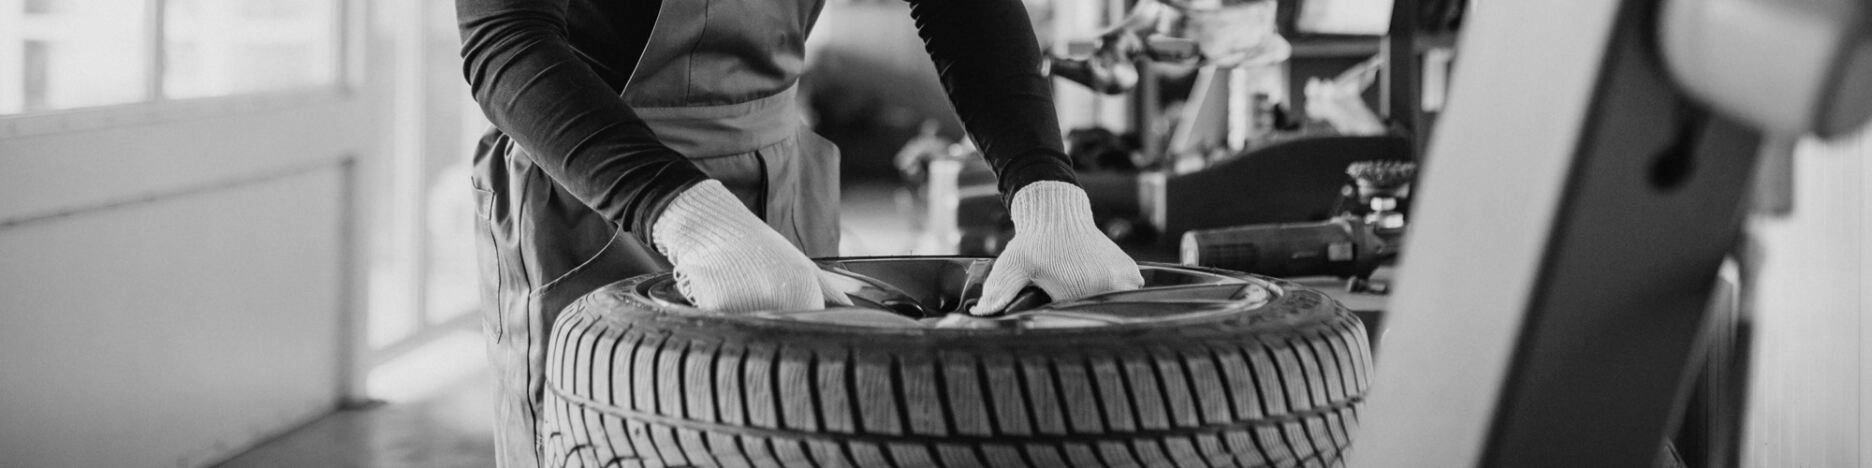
[0,0,355,138]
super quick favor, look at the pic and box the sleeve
[902,0,1080,203]
[456,0,708,241]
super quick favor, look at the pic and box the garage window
[0,0,342,115]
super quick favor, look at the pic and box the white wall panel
[1743,128,1870,467]
[0,167,346,467]
[0,96,372,224]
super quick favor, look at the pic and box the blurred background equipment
[1304,53,1388,135]
[914,0,1447,265]
[1182,217,1392,286]
[1180,160,1412,292]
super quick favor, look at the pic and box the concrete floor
[214,368,498,468]
[214,182,916,467]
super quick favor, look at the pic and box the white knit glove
[970,181,1145,315]
[652,181,845,312]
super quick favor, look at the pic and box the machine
[1354,0,1871,466]
[1180,160,1414,293]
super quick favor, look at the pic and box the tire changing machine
[1351,0,1869,467]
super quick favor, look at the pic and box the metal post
[1137,61,1162,161]
[146,0,165,101]
[1383,0,1418,145]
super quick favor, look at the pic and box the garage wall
[1742,127,1871,467]
[0,85,382,468]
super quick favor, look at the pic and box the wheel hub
[639,256,1277,329]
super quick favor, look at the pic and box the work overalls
[470,1,838,465]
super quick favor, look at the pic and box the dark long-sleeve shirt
[457,0,1076,242]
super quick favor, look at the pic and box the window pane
[163,0,339,99]
[0,0,151,113]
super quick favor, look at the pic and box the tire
[540,258,1371,468]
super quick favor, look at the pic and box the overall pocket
[471,186,505,342]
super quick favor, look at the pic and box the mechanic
[455,0,1144,465]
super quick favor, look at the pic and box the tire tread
[540,275,1372,467]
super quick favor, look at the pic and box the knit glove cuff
[651,181,827,312]
[971,181,1145,315]
[1008,181,1101,235]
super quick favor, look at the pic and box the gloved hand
[652,180,846,312]
[971,181,1145,315]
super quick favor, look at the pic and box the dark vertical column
[1384,0,1421,154]
[1480,1,1763,465]
[1135,63,1161,161]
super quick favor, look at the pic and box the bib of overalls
[475,2,839,466]
[622,0,824,158]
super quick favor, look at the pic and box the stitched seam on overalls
[682,0,712,102]
[530,224,626,296]
[754,148,771,220]
[509,146,539,303]
[789,135,826,255]
[505,142,545,465]
[473,186,507,343]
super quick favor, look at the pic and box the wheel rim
[638,256,1277,329]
